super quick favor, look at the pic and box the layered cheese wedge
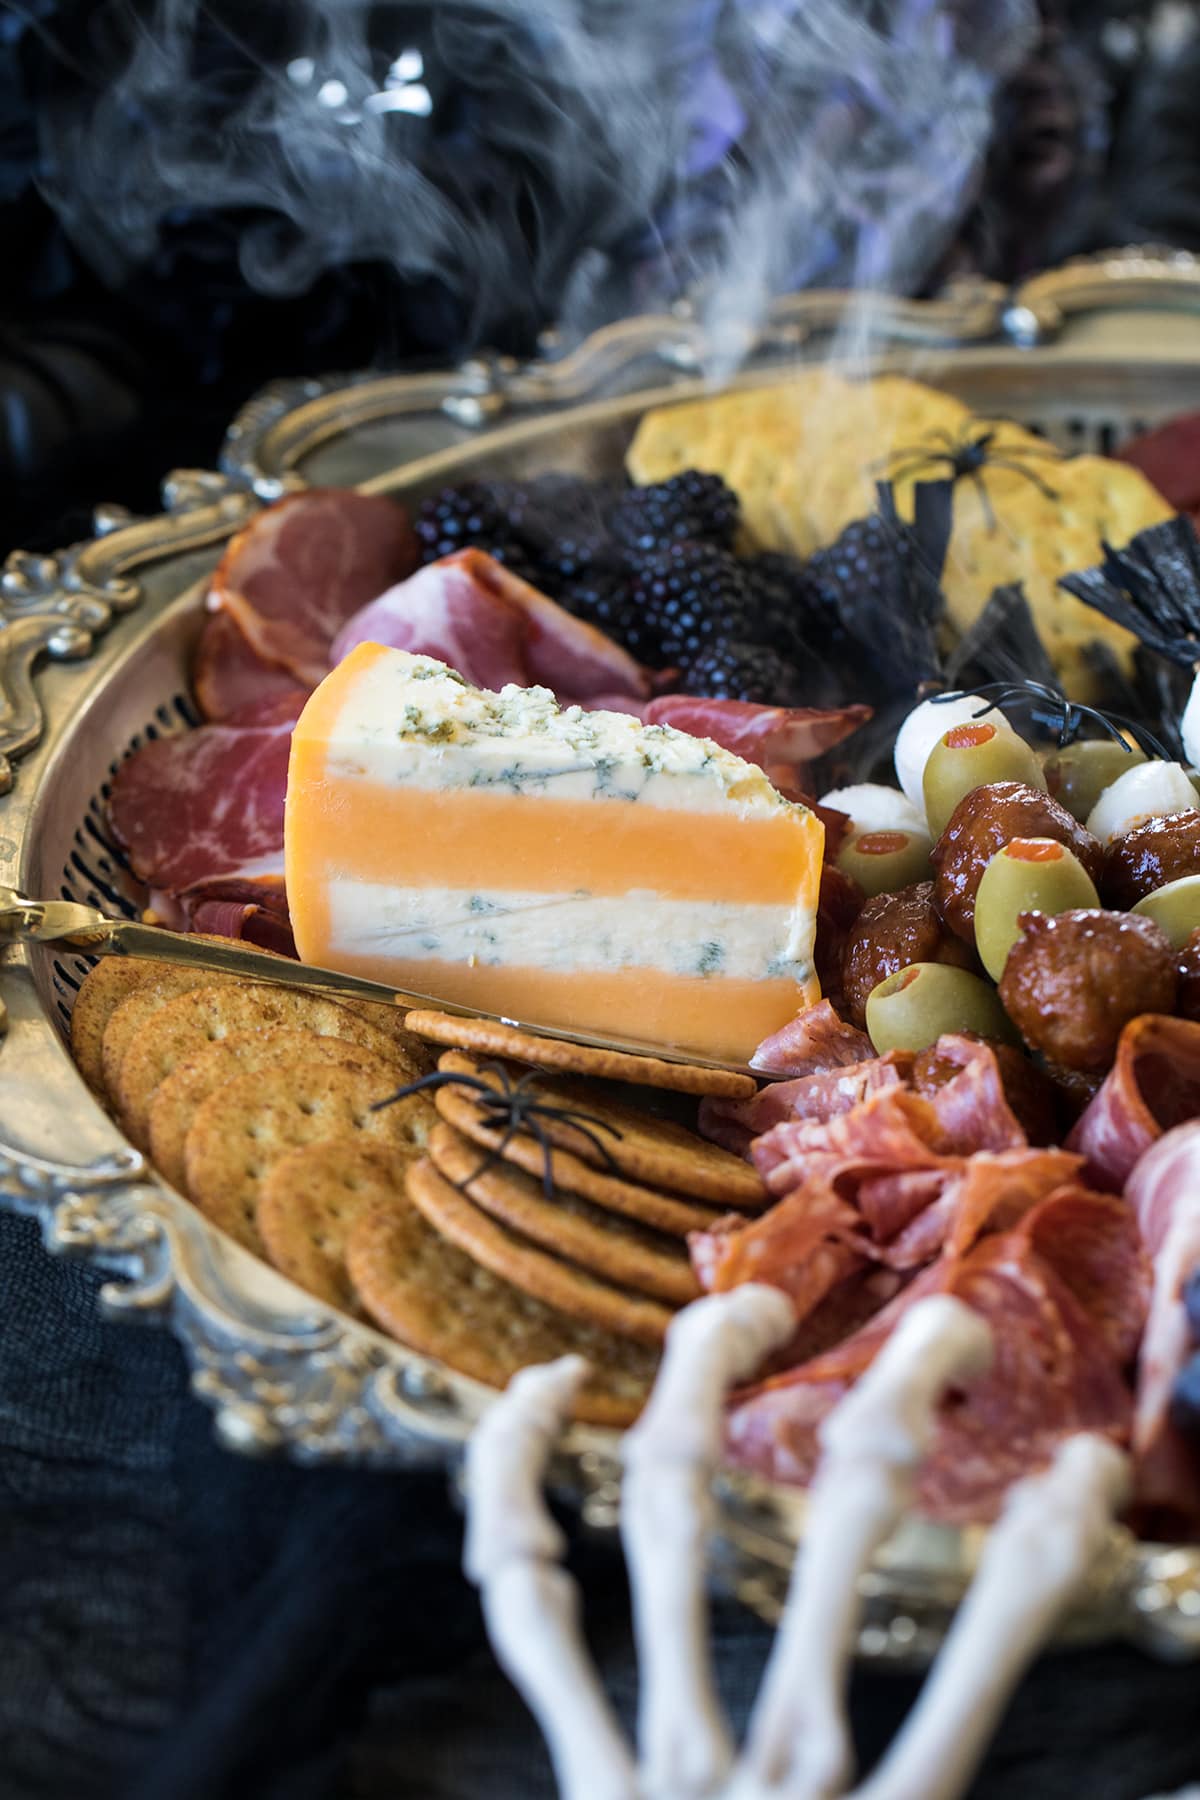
[285,644,823,1061]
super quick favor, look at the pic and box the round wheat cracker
[184,1055,434,1254]
[346,1188,657,1426]
[258,1137,406,1313]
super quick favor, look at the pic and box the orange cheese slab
[285,644,824,1061]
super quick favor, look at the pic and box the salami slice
[1068,1014,1200,1191]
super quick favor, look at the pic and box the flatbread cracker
[118,981,425,1149]
[427,1122,700,1306]
[346,1191,657,1426]
[99,968,242,1105]
[184,1055,434,1253]
[70,960,151,1093]
[405,1157,674,1345]
[149,1028,382,1191]
[258,1137,404,1313]
[433,1081,721,1236]
[439,1052,766,1209]
[402,1010,756,1099]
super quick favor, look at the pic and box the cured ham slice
[108,697,305,892]
[726,1190,1141,1522]
[1068,1014,1200,1191]
[330,548,651,702]
[196,490,419,719]
[1125,1122,1200,1529]
[642,695,871,783]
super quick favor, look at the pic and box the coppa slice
[285,645,825,1062]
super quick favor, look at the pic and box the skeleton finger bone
[620,1285,798,1799]
[463,1355,638,1800]
[735,1295,993,1800]
[849,1432,1130,1800]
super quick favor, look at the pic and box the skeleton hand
[464,1288,1129,1800]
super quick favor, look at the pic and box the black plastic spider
[372,1061,625,1201]
[932,679,1172,760]
[878,424,1062,532]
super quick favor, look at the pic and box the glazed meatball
[841,879,975,1031]
[931,781,1103,943]
[998,908,1177,1071]
[1103,809,1200,909]
[1177,927,1200,1024]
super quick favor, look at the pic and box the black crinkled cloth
[1,1209,1198,1800]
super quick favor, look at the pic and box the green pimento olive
[922,722,1046,840]
[973,837,1100,981]
[1042,738,1148,824]
[1132,874,1200,949]
[864,961,1017,1055]
[837,827,933,898]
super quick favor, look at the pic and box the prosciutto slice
[726,1188,1141,1523]
[108,695,306,892]
[642,695,871,784]
[195,490,419,719]
[331,548,651,702]
[1125,1122,1200,1529]
[1068,1014,1200,1192]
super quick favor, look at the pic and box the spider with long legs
[372,1061,625,1201]
[933,678,1173,759]
[877,423,1062,532]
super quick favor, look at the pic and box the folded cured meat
[284,644,826,1061]
[1068,1014,1200,1191]
[1125,1122,1200,1530]
[726,1186,1145,1523]
[195,490,420,719]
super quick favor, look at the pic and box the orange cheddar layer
[285,645,824,1061]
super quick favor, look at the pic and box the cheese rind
[285,644,824,1059]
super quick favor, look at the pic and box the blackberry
[416,481,515,562]
[683,639,804,706]
[536,532,622,598]
[742,551,822,659]
[611,471,740,556]
[627,541,753,664]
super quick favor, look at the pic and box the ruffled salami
[1068,1014,1200,1191]
[749,998,875,1078]
[699,1053,908,1157]
[726,1192,1139,1523]
[196,490,419,719]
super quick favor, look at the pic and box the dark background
[4,3,1200,1795]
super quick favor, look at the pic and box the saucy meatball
[1103,809,1200,909]
[998,908,1177,1071]
[1177,927,1200,1024]
[841,879,975,1031]
[931,780,1103,943]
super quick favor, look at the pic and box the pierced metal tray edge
[3,254,1200,1660]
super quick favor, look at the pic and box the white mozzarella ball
[1086,760,1200,842]
[1181,670,1200,773]
[818,783,927,837]
[893,695,1020,816]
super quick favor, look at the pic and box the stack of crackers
[627,370,1173,698]
[69,958,765,1424]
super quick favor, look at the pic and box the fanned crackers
[438,1051,766,1208]
[405,1158,675,1345]
[347,1189,658,1426]
[116,981,425,1148]
[183,1055,434,1253]
[428,1122,700,1306]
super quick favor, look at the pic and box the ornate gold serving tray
[4,248,1200,1661]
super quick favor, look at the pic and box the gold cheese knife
[0,889,763,1081]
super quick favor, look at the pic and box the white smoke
[34,0,1038,365]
